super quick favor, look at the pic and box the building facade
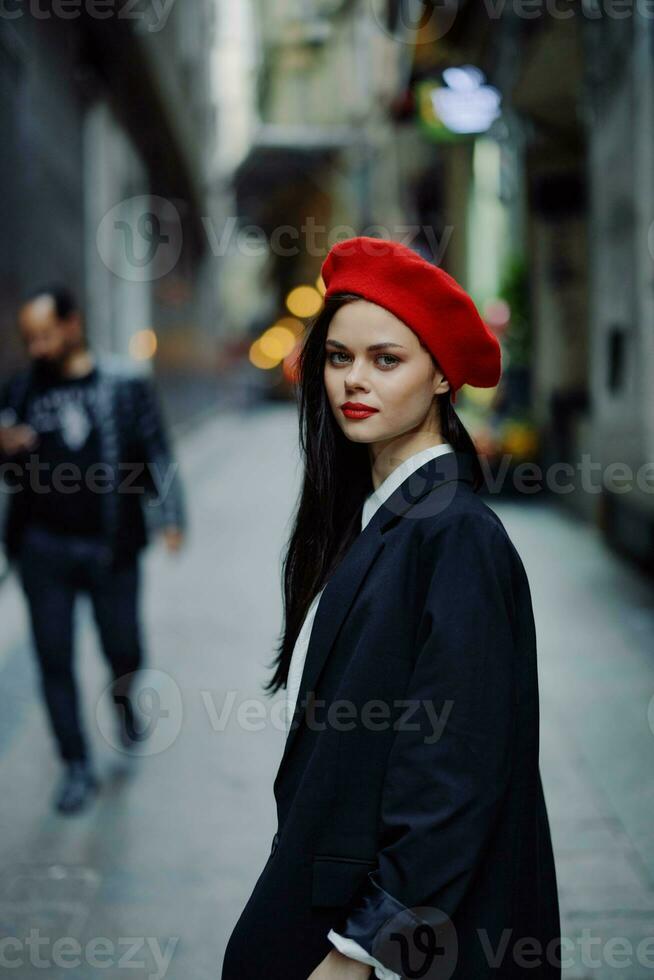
[0,4,230,423]
[412,4,654,567]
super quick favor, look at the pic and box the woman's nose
[344,361,369,389]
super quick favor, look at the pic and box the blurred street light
[285,285,323,318]
[129,329,158,361]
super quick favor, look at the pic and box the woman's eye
[327,351,400,370]
[376,354,399,368]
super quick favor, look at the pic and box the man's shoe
[54,760,99,814]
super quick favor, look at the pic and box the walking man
[0,285,185,814]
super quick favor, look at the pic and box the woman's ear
[433,372,450,397]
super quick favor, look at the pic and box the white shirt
[282,442,455,980]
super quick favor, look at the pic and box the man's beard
[32,356,64,382]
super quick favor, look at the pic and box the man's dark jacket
[222,451,561,980]
[0,355,184,563]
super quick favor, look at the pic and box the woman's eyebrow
[325,339,406,351]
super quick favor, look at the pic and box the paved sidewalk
[0,404,653,978]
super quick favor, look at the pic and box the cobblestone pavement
[0,404,653,978]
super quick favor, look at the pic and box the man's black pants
[18,524,144,762]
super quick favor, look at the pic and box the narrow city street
[1,405,653,979]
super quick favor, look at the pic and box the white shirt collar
[361,442,455,531]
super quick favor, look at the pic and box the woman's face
[323,299,450,447]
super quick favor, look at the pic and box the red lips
[340,401,379,419]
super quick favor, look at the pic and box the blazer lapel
[375,448,475,530]
[273,450,476,789]
[274,516,385,785]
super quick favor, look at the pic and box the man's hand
[161,526,184,554]
[0,424,38,456]
[307,948,372,979]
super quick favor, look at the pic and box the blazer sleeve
[332,512,518,972]
[128,374,186,532]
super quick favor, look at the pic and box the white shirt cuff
[327,928,401,980]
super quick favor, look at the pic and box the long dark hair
[262,293,484,696]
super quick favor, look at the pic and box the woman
[222,237,561,980]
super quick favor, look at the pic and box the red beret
[320,236,501,403]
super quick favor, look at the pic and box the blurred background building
[424,2,654,567]
[0,0,257,422]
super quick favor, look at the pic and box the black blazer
[222,450,561,980]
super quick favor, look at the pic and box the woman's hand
[307,948,372,979]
